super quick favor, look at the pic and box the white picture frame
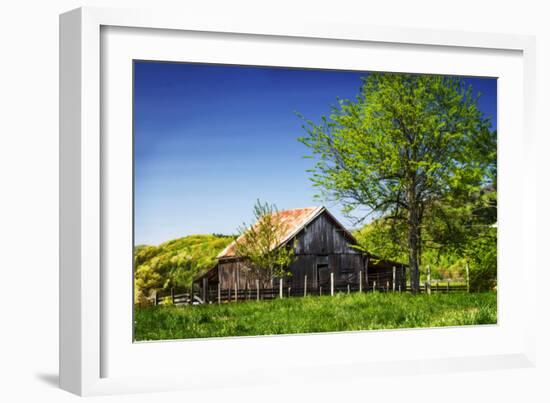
[60,6,537,396]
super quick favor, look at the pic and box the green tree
[299,73,495,293]
[233,200,295,283]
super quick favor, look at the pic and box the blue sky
[134,61,497,245]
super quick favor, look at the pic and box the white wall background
[0,0,548,401]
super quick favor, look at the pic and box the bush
[469,265,497,292]
[160,296,173,306]
[467,228,497,292]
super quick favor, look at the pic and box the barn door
[316,255,330,286]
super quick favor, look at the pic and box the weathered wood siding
[218,260,275,290]
[287,212,362,287]
[294,212,359,255]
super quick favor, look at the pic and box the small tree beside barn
[233,200,295,284]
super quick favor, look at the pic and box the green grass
[134,292,496,341]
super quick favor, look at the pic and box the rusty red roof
[217,206,328,259]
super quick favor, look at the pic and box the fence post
[359,270,363,293]
[319,286,322,296]
[427,265,431,295]
[330,272,334,296]
[347,284,350,294]
[304,275,308,297]
[234,281,238,302]
[386,281,389,292]
[364,257,369,293]
[288,287,291,297]
[466,262,470,293]
[153,290,158,306]
[399,265,407,291]
[373,281,376,292]
[392,266,396,292]
[398,284,401,293]
[447,281,450,293]
[171,287,174,305]
[217,283,221,304]
[279,278,283,299]
[436,282,439,293]
[256,279,260,301]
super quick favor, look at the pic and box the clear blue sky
[134,61,497,245]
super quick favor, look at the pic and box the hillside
[134,234,235,303]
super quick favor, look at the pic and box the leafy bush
[467,227,497,291]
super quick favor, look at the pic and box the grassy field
[134,292,496,341]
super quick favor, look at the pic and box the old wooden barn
[195,206,406,301]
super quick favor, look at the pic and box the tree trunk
[408,205,421,294]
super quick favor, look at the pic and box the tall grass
[134,292,496,341]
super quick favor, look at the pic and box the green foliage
[134,234,235,304]
[354,217,408,264]
[421,186,497,289]
[134,292,496,340]
[160,296,174,306]
[233,199,295,280]
[353,193,496,290]
[466,227,497,291]
[299,72,496,292]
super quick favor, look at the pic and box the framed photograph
[60,7,537,396]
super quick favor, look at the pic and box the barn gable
[293,208,359,255]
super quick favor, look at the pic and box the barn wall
[218,260,275,289]
[288,212,363,287]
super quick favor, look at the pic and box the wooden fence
[149,276,468,306]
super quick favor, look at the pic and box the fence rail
[146,278,468,307]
